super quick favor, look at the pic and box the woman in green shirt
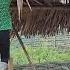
[0,0,24,69]
[0,0,12,69]
[0,0,31,69]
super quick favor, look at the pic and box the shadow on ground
[14,62,70,70]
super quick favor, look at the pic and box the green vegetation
[10,38,70,65]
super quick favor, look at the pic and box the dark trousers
[0,30,10,63]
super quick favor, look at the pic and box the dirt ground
[14,62,70,70]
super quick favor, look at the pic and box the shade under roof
[10,0,70,37]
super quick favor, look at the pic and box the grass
[10,38,70,65]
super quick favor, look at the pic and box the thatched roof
[10,0,70,37]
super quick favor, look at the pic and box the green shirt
[0,0,12,31]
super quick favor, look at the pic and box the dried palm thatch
[10,0,70,37]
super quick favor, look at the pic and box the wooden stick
[8,58,13,70]
[12,23,36,70]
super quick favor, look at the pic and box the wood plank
[10,6,70,11]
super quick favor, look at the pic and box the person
[0,0,12,70]
[0,0,25,69]
[0,0,30,69]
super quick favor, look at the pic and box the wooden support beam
[10,6,70,11]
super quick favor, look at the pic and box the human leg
[0,30,10,64]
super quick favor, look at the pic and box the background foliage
[10,36,70,65]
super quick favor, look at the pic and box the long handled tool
[12,23,32,64]
[12,23,36,70]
